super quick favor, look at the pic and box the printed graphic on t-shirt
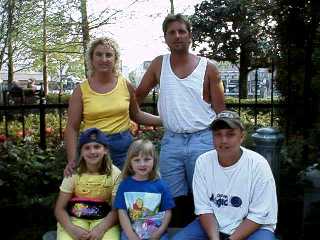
[210,193,242,208]
[124,192,164,239]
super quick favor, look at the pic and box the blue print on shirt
[210,193,242,208]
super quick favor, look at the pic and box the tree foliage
[273,0,320,167]
[191,0,276,98]
[1,0,139,92]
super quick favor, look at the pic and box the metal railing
[0,68,285,149]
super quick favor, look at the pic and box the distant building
[125,60,275,99]
[0,71,49,90]
[217,63,275,98]
[49,75,82,94]
[121,65,130,79]
[129,60,151,86]
[219,64,239,96]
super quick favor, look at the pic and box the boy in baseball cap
[173,110,278,240]
[210,110,244,131]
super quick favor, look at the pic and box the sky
[89,0,202,71]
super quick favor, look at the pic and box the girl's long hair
[122,139,160,180]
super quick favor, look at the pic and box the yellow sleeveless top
[80,75,131,134]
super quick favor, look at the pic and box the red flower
[16,131,24,138]
[0,134,6,143]
[45,127,53,135]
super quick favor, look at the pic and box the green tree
[17,0,84,93]
[273,0,320,166]
[0,0,8,70]
[191,0,276,98]
[7,0,15,85]
[1,0,141,93]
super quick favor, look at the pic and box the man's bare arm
[207,62,225,113]
[136,56,162,105]
[199,213,220,240]
[228,218,260,240]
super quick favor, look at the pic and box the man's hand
[64,159,76,177]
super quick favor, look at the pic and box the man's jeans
[171,218,276,240]
[159,128,214,197]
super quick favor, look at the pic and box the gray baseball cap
[211,110,244,130]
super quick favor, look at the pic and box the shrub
[0,140,66,208]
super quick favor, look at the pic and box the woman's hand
[64,159,76,177]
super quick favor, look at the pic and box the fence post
[39,94,46,149]
[251,127,284,186]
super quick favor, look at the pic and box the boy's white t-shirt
[193,147,278,235]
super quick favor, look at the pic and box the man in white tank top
[136,14,225,227]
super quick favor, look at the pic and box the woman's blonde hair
[77,144,112,176]
[122,139,160,180]
[86,37,121,77]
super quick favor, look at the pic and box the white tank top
[158,54,216,133]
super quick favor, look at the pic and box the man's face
[164,21,191,52]
[213,128,244,156]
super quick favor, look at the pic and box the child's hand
[85,224,105,240]
[150,230,162,240]
[69,225,89,240]
[126,231,141,240]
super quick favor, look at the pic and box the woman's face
[91,44,116,73]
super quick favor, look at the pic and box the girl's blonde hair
[86,37,121,77]
[77,144,112,176]
[122,139,160,180]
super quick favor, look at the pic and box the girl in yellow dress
[55,128,121,240]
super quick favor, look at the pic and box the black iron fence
[0,67,288,149]
[0,100,285,149]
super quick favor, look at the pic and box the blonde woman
[64,37,161,175]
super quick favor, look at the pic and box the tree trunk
[170,0,174,14]
[7,0,15,85]
[0,1,8,71]
[42,0,48,95]
[239,47,249,99]
[80,0,89,78]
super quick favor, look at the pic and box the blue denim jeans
[120,231,169,240]
[171,218,276,240]
[105,130,133,170]
[159,128,213,197]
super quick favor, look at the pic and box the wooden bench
[43,228,182,240]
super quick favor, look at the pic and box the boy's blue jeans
[171,218,276,240]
